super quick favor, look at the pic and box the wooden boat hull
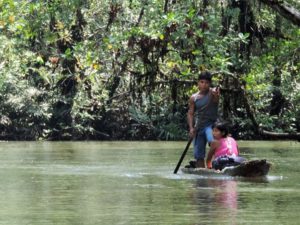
[182,159,271,177]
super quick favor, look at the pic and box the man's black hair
[198,71,212,82]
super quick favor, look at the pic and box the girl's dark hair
[198,71,212,82]
[213,122,229,137]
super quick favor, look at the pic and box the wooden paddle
[173,137,193,174]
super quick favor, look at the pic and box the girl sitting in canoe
[206,122,245,170]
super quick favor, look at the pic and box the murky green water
[0,141,299,225]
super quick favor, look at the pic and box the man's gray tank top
[193,90,218,130]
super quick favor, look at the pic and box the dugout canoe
[182,159,271,177]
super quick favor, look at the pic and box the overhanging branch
[259,0,300,26]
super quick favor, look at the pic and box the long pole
[173,137,193,174]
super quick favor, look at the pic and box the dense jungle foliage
[0,0,299,140]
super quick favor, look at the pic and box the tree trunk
[50,8,86,140]
[270,16,285,116]
[238,0,255,60]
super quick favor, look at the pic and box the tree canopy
[0,0,299,140]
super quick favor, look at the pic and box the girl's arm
[206,140,219,168]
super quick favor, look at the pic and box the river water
[0,141,299,225]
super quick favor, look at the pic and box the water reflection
[192,179,238,225]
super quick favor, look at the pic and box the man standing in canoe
[187,71,220,168]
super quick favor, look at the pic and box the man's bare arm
[187,96,195,137]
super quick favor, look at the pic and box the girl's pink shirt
[214,136,239,158]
